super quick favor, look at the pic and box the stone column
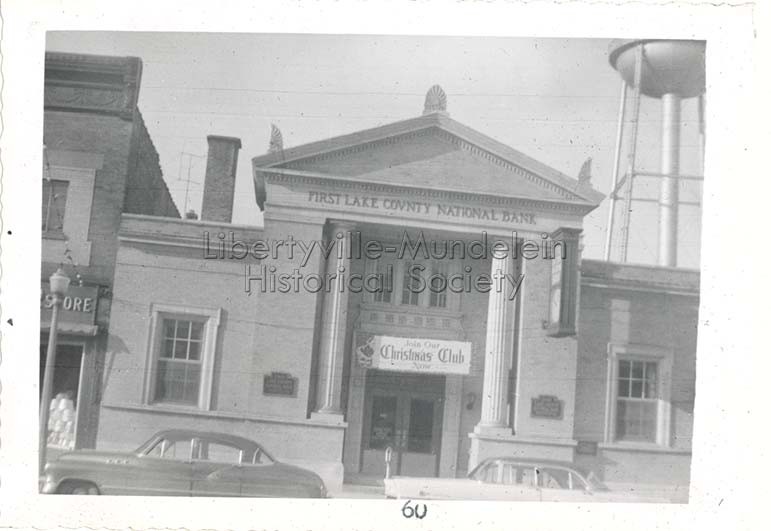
[475,242,516,435]
[312,221,355,420]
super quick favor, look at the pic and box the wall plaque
[530,394,563,419]
[576,441,599,456]
[262,372,297,397]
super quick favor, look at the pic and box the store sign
[546,227,581,337]
[262,372,297,397]
[40,284,98,325]
[354,333,471,375]
[307,191,538,226]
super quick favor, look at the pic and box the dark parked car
[41,429,327,497]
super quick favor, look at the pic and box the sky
[46,33,704,268]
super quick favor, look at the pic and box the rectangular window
[428,261,448,308]
[615,359,658,442]
[372,258,392,304]
[401,261,421,306]
[154,318,205,405]
[42,179,68,233]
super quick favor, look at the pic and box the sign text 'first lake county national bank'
[308,191,536,225]
[354,333,471,375]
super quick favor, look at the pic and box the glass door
[360,390,444,477]
[397,394,443,477]
[360,393,399,476]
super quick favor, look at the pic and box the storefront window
[40,343,84,450]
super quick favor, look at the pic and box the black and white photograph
[37,32,704,501]
[0,1,766,530]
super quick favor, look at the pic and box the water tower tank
[609,40,705,99]
[606,39,705,268]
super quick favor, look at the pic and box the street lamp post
[39,268,70,475]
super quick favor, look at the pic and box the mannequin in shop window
[48,390,76,449]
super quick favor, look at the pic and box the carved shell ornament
[268,123,284,153]
[423,84,447,115]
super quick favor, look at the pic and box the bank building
[94,83,699,497]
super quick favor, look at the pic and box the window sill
[598,442,691,455]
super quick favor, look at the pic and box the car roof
[149,429,260,449]
[476,457,591,475]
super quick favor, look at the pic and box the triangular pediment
[253,113,604,208]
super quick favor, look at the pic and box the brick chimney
[201,135,241,223]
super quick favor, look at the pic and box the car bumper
[40,479,58,494]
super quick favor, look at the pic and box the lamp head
[49,268,71,297]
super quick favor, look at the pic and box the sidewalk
[330,484,386,499]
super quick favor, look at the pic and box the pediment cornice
[260,169,595,216]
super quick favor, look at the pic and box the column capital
[327,219,358,232]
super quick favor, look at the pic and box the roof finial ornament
[268,123,283,153]
[578,157,592,186]
[423,84,448,115]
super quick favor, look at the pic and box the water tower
[604,40,706,267]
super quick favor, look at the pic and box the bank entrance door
[360,371,445,478]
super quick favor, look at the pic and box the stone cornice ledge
[102,402,347,429]
[598,442,692,455]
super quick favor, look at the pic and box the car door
[465,460,539,501]
[191,437,244,497]
[131,435,195,496]
[239,447,299,498]
[494,462,541,501]
[536,466,594,502]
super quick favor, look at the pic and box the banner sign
[354,333,471,375]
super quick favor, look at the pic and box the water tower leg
[659,93,681,267]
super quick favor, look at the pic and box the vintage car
[41,429,327,497]
[384,457,675,503]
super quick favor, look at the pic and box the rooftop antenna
[605,40,706,266]
[178,151,206,214]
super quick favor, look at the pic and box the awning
[40,320,99,336]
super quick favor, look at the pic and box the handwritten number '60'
[401,500,427,519]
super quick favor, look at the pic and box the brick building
[41,52,179,451]
[95,86,698,498]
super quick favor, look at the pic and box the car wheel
[58,481,100,495]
